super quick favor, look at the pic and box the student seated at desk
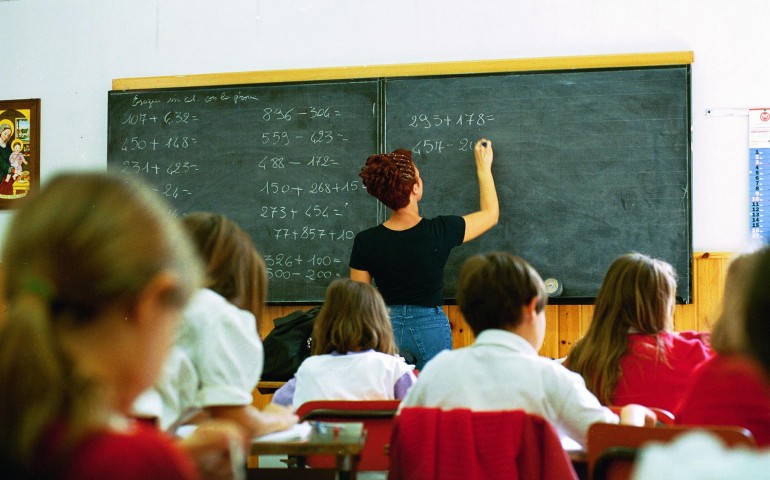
[0,173,244,479]
[272,279,417,410]
[674,248,770,446]
[399,251,654,448]
[133,212,296,437]
[633,247,770,480]
[564,253,712,412]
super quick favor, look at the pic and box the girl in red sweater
[565,253,712,412]
[675,248,770,446]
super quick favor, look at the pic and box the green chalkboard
[108,80,381,302]
[108,56,692,303]
[384,66,692,302]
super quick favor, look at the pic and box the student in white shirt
[134,212,296,437]
[272,279,417,410]
[400,251,654,448]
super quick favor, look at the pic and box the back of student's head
[0,171,202,470]
[564,252,676,404]
[456,251,547,336]
[594,252,676,334]
[312,279,397,355]
[181,211,267,325]
[744,247,770,378]
[711,249,768,354]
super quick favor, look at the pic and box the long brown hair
[181,212,267,328]
[0,172,201,472]
[311,279,398,355]
[564,253,677,405]
[711,249,767,354]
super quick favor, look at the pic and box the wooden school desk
[248,422,366,480]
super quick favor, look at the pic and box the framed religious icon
[0,98,40,209]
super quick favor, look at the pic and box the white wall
[0,0,766,252]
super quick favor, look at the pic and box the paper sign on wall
[749,108,770,243]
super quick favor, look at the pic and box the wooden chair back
[587,422,756,480]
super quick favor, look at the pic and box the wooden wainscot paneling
[259,253,734,352]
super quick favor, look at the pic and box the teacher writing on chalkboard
[349,139,499,370]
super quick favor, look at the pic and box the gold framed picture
[0,98,40,208]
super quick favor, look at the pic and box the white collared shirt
[133,289,263,430]
[291,350,417,409]
[400,329,618,447]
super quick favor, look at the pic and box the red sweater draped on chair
[388,407,578,480]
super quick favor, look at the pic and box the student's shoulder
[353,223,386,240]
[669,330,713,358]
[537,356,594,389]
[423,215,464,229]
[413,348,464,377]
[184,288,254,324]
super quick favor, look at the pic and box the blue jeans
[388,305,452,371]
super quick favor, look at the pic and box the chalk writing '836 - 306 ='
[261,106,340,121]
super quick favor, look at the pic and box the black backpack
[261,306,321,381]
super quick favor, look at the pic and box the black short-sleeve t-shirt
[349,215,465,307]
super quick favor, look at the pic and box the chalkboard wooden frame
[111,51,693,304]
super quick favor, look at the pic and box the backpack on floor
[261,306,321,381]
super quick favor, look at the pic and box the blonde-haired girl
[273,279,416,409]
[0,172,244,478]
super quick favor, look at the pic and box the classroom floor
[258,455,387,480]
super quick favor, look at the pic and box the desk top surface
[250,422,366,456]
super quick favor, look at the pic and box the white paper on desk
[175,424,198,439]
[561,435,583,453]
[252,421,312,443]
